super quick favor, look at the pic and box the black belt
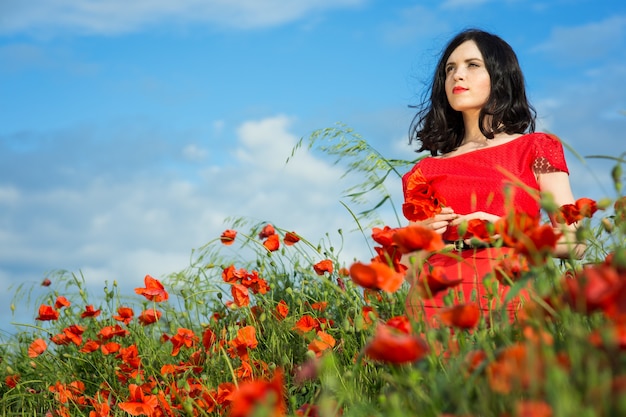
[444,240,495,251]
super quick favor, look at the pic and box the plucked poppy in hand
[118,384,159,416]
[227,369,286,417]
[220,229,237,245]
[363,323,429,364]
[437,303,481,329]
[28,338,47,358]
[35,304,59,321]
[349,260,405,293]
[134,274,169,302]
[313,259,333,275]
[402,168,446,221]
[392,224,445,254]
[263,234,280,252]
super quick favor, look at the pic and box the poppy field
[1,129,625,416]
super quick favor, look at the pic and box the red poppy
[416,266,463,298]
[371,226,397,246]
[402,168,446,221]
[5,374,20,388]
[63,324,85,346]
[557,197,598,225]
[79,339,101,353]
[562,262,623,315]
[385,315,412,334]
[202,327,217,350]
[492,253,530,285]
[138,309,161,325]
[437,303,481,329]
[392,225,445,254]
[231,283,250,307]
[28,338,47,358]
[308,331,336,357]
[465,218,493,242]
[35,304,59,321]
[258,224,276,239]
[54,296,71,309]
[118,384,159,416]
[228,369,286,417]
[101,342,121,355]
[134,274,169,302]
[170,328,198,356]
[113,307,134,324]
[313,259,333,275]
[310,301,328,312]
[275,300,289,320]
[349,260,404,293]
[363,323,429,364]
[515,400,553,417]
[220,229,237,245]
[98,324,130,340]
[263,234,280,252]
[293,315,321,333]
[228,326,258,361]
[283,231,300,246]
[81,305,101,318]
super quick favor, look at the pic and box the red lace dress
[402,133,569,325]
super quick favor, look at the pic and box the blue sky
[1,0,625,334]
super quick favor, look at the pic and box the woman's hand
[450,211,501,226]
[412,207,458,234]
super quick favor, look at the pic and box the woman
[402,29,585,326]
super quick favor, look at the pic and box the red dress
[402,133,569,325]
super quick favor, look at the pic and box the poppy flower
[79,339,101,353]
[437,303,481,329]
[258,224,276,239]
[515,400,553,417]
[402,168,446,221]
[113,307,134,324]
[392,225,445,254]
[556,197,598,225]
[308,331,336,357]
[363,323,429,364]
[274,300,289,321]
[35,304,59,321]
[101,342,121,355]
[202,327,217,350]
[385,315,411,334]
[231,283,250,307]
[293,315,321,334]
[349,260,404,293]
[138,309,161,325]
[310,301,328,312]
[134,274,169,302]
[228,369,286,417]
[313,259,333,276]
[263,234,280,252]
[465,218,493,242]
[416,266,463,298]
[5,374,20,388]
[28,338,47,358]
[220,229,237,245]
[98,324,130,340]
[81,305,101,318]
[118,384,159,416]
[371,226,397,246]
[228,326,258,361]
[170,328,198,356]
[54,296,71,309]
[63,324,85,346]
[492,253,530,285]
[283,231,300,246]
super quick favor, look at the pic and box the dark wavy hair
[409,29,536,156]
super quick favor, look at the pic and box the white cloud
[0,0,366,36]
[532,15,626,63]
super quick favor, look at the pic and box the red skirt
[405,247,531,327]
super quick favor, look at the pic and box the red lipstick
[452,86,468,94]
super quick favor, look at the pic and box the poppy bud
[601,218,614,232]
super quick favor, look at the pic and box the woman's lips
[452,86,468,94]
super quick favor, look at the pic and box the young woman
[402,29,585,325]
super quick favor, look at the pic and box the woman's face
[444,40,491,115]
